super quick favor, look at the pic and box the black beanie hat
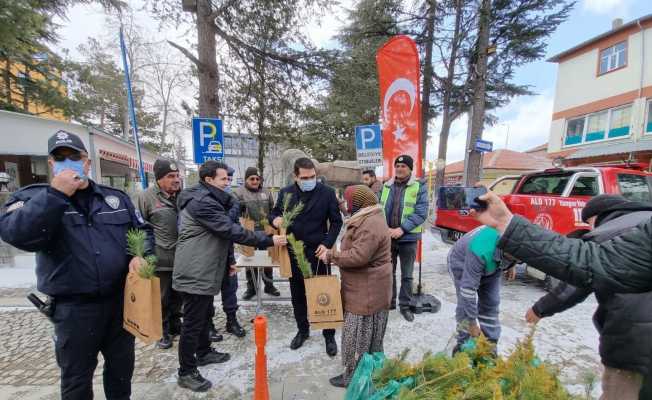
[581,194,629,223]
[154,159,179,181]
[394,154,414,170]
[245,167,260,180]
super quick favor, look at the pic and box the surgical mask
[53,159,87,180]
[299,179,317,192]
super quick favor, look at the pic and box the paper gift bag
[239,218,256,257]
[123,272,163,344]
[278,227,292,278]
[265,226,280,264]
[304,275,344,330]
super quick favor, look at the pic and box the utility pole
[421,0,437,177]
[464,0,491,186]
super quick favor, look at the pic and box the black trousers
[157,270,182,335]
[178,292,213,375]
[246,267,274,291]
[53,293,134,400]
[208,266,239,331]
[289,243,335,338]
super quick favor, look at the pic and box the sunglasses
[52,153,83,162]
[248,177,261,181]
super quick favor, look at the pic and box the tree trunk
[420,0,437,177]
[465,0,491,185]
[22,65,29,112]
[197,0,220,118]
[435,115,452,189]
[3,56,11,106]
[434,0,463,191]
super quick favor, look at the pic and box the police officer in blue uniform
[0,130,152,400]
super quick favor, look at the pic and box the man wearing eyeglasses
[0,130,152,400]
[235,167,281,300]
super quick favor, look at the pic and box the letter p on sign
[355,124,381,151]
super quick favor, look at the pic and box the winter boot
[226,313,246,338]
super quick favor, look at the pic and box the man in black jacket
[173,161,286,392]
[525,195,652,400]
[472,191,652,293]
[269,157,344,356]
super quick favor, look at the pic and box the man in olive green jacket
[136,159,182,350]
[234,167,280,299]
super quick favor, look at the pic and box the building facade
[222,132,287,189]
[0,110,185,195]
[548,15,652,166]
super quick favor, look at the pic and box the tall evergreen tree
[299,0,402,161]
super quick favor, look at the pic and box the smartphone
[437,186,488,210]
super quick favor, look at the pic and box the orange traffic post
[253,315,270,400]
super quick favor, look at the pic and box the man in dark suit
[269,157,343,356]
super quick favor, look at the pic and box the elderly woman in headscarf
[318,184,392,388]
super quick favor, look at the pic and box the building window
[609,105,631,138]
[599,41,627,75]
[586,111,607,142]
[646,100,652,134]
[565,117,584,146]
[563,103,632,147]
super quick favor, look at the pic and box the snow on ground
[0,253,36,288]
[0,231,603,398]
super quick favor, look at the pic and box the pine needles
[369,331,577,400]
[281,195,304,230]
[287,233,312,278]
[126,229,156,279]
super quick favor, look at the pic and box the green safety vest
[380,181,423,234]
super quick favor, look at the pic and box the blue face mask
[299,179,317,192]
[53,159,87,180]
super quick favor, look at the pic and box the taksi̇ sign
[355,124,383,169]
[192,117,224,164]
[474,139,493,153]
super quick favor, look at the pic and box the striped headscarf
[344,184,379,215]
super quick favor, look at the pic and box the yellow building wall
[0,59,69,122]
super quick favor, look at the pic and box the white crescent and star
[382,78,416,141]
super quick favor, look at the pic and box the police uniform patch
[135,210,145,224]
[105,195,120,210]
[6,201,24,213]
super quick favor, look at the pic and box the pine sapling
[287,233,312,278]
[126,229,157,279]
[281,195,304,230]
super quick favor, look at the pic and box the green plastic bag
[344,353,386,400]
[369,377,415,399]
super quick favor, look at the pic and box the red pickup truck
[434,163,652,286]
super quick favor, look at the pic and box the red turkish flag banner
[376,35,422,179]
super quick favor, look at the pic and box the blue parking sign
[192,117,224,164]
[355,125,382,168]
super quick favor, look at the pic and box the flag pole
[119,26,147,189]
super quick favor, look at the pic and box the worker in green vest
[380,155,429,322]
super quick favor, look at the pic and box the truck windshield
[618,174,652,202]
[517,172,575,195]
